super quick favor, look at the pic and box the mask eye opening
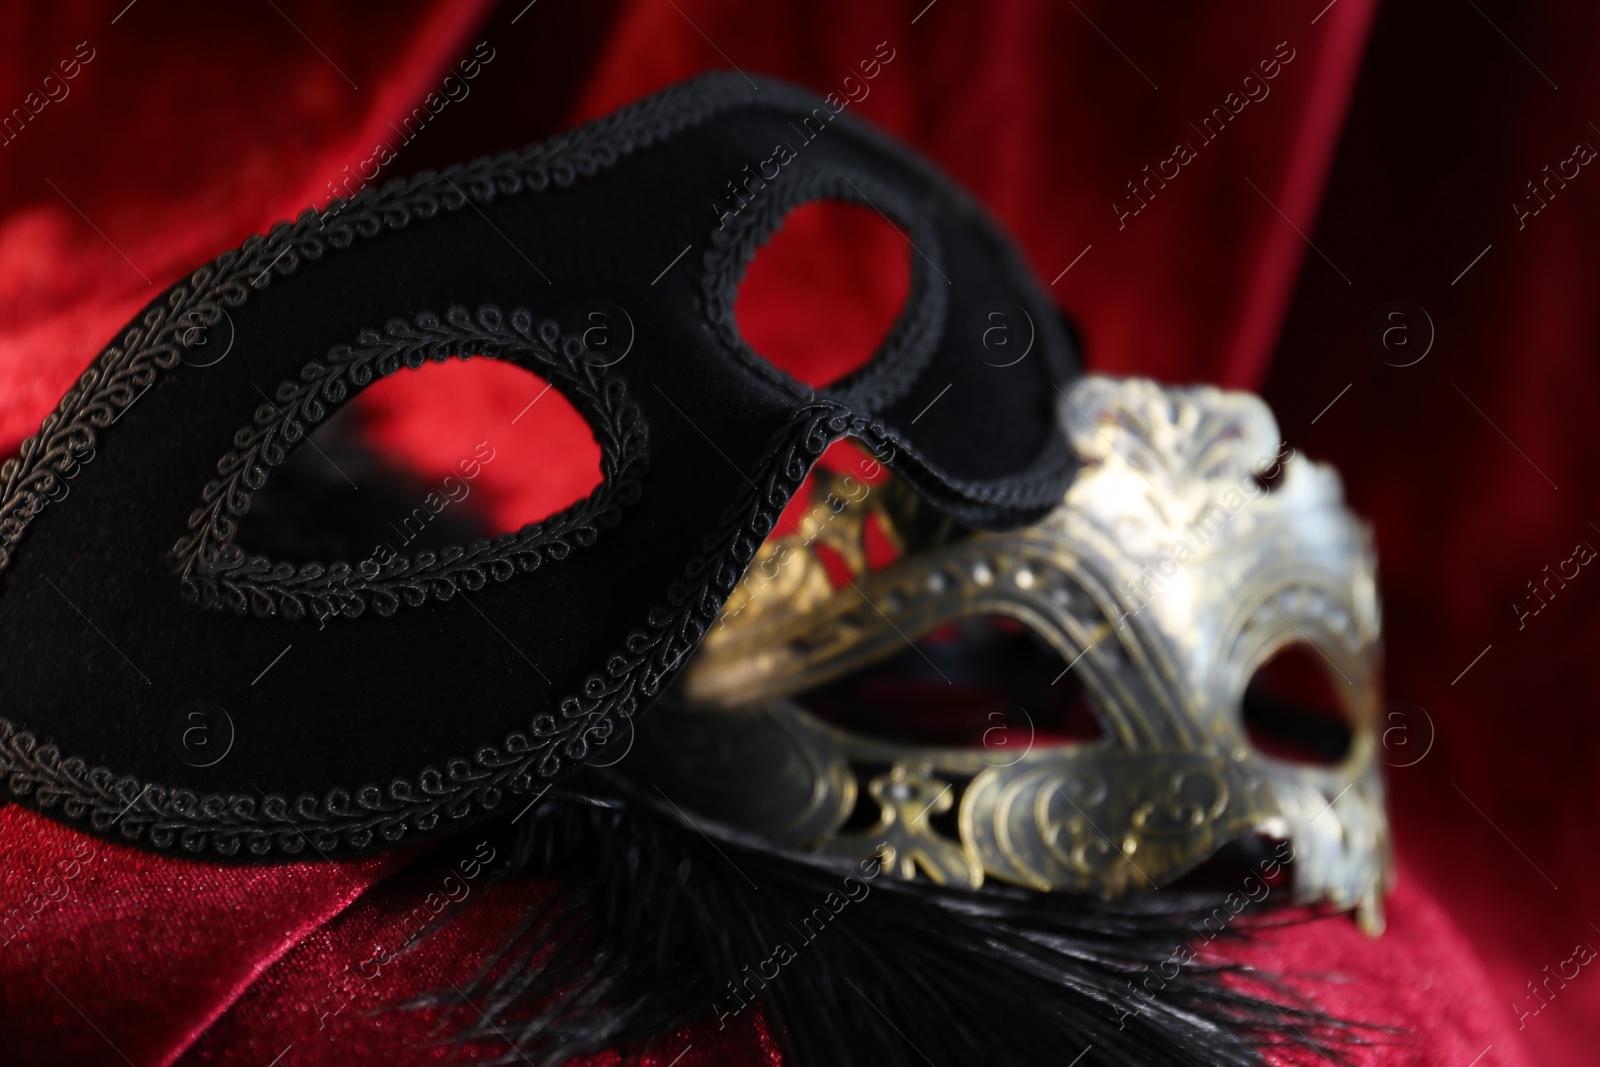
[172,305,649,623]
[735,198,912,392]
[793,615,1108,751]
[1241,640,1354,766]
[706,165,944,412]
[234,356,603,563]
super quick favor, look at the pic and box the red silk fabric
[0,1,1594,1064]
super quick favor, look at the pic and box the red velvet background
[0,2,1594,1064]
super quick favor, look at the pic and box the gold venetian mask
[619,376,1391,933]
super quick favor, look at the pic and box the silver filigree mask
[620,376,1391,933]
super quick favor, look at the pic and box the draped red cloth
[1,1,1595,1064]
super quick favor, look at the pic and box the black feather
[399,774,1366,1066]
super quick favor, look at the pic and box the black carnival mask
[0,72,1078,859]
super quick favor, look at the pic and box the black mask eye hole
[234,357,602,563]
[1241,642,1353,765]
[176,306,649,623]
[734,198,911,389]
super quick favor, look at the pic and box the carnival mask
[632,375,1391,932]
[0,72,1079,858]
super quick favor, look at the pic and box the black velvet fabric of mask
[0,72,1078,860]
